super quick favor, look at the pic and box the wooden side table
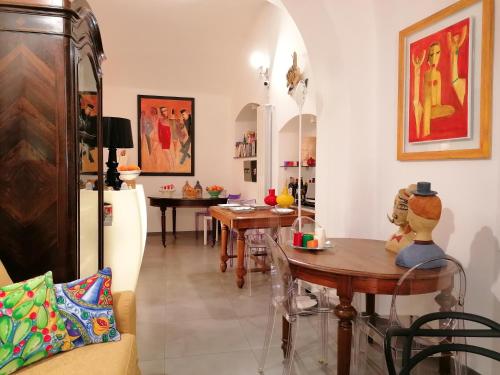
[209,206,314,288]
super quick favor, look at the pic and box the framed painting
[397,0,493,160]
[138,95,195,175]
[79,91,98,174]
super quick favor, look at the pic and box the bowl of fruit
[117,165,141,181]
[206,185,224,198]
[160,184,176,196]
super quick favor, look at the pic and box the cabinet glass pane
[78,55,99,277]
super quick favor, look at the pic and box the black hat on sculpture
[413,181,437,197]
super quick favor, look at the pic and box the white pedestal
[103,185,147,292]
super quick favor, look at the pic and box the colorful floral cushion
[0,271,72,375]
[54,268,120,348]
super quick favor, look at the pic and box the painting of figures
[138,95,195,175]
[79,91,98,173]
[408,18,470,143]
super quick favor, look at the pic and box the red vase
[264,188,277,206]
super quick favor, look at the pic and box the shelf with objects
[278,113,317,209]
[232,103,260,200]
[280,165,315,168]
[234,103,258,159]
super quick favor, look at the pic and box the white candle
[315,227,326,247]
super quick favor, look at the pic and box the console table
[148,195,227,247]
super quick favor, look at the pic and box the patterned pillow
[0,271,72,375]
[54,268,120,348]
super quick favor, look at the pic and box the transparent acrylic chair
[227,198,256,267]
[354,256,467,375]
[258,232,335,375]
[245,230,268,296]
[195,193,241,245]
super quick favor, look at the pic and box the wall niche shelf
[280,165,315,168]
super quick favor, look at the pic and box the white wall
[282,0,500,373]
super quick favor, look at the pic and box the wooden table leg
[172,207,177,239]
[334,277,357,375]
[366,293,375,315]
[160,206,167,248]
[366,293,375,344]
[236,229,246,288]
[212,218,217,247]
[282,315,290,358]
[219,224,229,272]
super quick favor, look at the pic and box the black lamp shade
[103,117,134,148]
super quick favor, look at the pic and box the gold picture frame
[397,0,493,161]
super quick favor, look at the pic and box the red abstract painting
[137,95,195,176]
[408,18,470,143]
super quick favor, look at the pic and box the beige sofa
[0,261,141,375]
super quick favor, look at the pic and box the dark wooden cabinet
[0,0,104,282]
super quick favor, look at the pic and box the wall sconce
[250,51,270,87]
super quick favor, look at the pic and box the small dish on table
[229,206,255,213]
[290,240,334,251]
[271,207,294,215]
[247,204,271,210]
[218,203,240,208]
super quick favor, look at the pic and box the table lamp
[103,117,133,190]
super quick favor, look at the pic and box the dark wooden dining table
[148,194,227,247]
[281,238,455,375]
[209,206,314,288]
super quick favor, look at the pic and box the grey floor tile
[137,321,167,361]
[165,350,258,375]
[139,359,166,375]
[165,317,251,358]
[164,295,236,322]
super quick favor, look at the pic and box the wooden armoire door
[0,0,104,283]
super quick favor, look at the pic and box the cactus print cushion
[0,271,73,375]
[54,268,120,348]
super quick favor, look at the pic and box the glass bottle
[194,180,203,198]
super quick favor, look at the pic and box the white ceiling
[88,0,273,95]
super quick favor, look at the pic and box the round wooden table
[282,238,455,375]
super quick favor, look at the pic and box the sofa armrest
[113,291,136,335]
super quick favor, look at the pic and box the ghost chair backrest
[264,233,297,317]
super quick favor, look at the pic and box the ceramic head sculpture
[385,184,416,254]
[286,52,303,93]
[396,182,446,269]
[286,51,308,107]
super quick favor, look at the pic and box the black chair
[384,311,500,375]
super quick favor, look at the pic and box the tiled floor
[136,232,381,375]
